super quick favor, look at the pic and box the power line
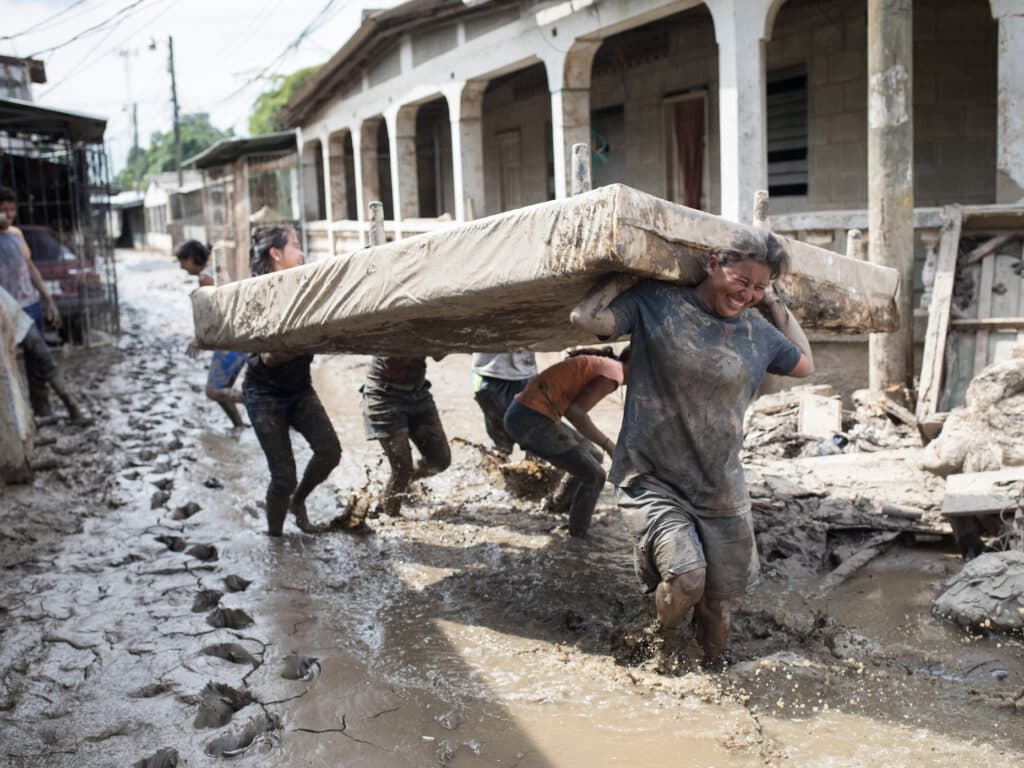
[199,0,346,111]
[0,0,95,41]
[28,0,152,58]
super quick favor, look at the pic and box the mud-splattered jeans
[243,382,342,504]
[504,400,606,537]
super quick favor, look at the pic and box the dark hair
[250,225,294,276]
[0,186,15,204]
[709,228,789,280]
[568,345,630,363]
[174,239,211,267]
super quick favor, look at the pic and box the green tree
[115,113,232,190]
[248,65,321,136]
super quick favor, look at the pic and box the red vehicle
[20,224,109,341]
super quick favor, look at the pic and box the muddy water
[0,249,1021,767]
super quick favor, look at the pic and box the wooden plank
[917,206,963,422]
[964,233,1017,266]
[1018,240,1024,348]
[952,316,1024,331]
[941,468,1024,517]
[972,253,995,373]
[990,254,1021,364]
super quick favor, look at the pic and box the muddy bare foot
[288,500,320,534]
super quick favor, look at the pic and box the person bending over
[570,229,813,668]
[242,226,342,536]
[176,239,247,428]
[362,355,451,517]
[503,347,627,538]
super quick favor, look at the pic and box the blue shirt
[609,280,801,516]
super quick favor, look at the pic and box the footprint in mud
[162,435,183,452]
[223,575,251,593]
[281,653,319,681]
[151,491,171,509]
[151,477,174,491]
[133,747,179,768]
[172,501,201,520]
[201,643,257,666]
[206,608,254,630]
[193,682,255,729]
[111,553,146,567]
[204,476,224,490]
[128,682,172,699]
[204,713,279,757]
[155,535,186,552]
[192,590,224,612]
[186,544,219,562]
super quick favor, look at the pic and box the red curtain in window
[674,98,704,210]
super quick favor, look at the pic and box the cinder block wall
[768,0,996,214]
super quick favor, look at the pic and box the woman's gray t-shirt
[608,280,801,517]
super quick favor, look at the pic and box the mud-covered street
[2,249,1023,767]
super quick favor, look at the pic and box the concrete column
[383,109,405,236]
[328,131,350,222]
[391,105,420,219]
[350,125,368,246]
[992,1,1024,202]
[443,80,486,221]
[707,0,769,224]
[867,0,914,392]
[544,41,601,200]
[358,120,381,217]
[319,133,335,258]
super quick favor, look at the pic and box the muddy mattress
[190,184,900,355]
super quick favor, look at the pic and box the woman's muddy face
[703,256,771,318]
[271,232,304,272]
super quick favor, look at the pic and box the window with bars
[767,67,808,197]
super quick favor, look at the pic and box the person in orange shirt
[503,347,628,537]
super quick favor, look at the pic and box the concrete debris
[743,385,919,461]
[921,356,1024,477]
[933,551,1024,633]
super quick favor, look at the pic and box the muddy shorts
[207,350,247,391]
[361,383,442,440]
[615,481,760,600]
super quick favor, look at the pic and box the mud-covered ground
[1,249,1022,767]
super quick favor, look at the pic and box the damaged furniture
[190,184,900,356]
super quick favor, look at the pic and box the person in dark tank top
[242,226,342,537]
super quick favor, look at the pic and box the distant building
[0,55,46,101]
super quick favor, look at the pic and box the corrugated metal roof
[185,131,297,169]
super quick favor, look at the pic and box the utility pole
[867,0,913,394]
[132,102,141,191]
[117,48,142,191]
[168,35,183,187]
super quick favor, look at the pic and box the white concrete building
[283,0,1024,394]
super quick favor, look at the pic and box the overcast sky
[5,0,398,174]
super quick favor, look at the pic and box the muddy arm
[759,288,814,377]
[570,274,638,338]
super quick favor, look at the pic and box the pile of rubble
[743,385,920,461]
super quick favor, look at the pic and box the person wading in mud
[175,240,247,428]
[471,352,538,456]
[570,228,814,668]
[503,347,627,538]
[361,355,451,516]
[0,186,89,425]
[243,226,342,536]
